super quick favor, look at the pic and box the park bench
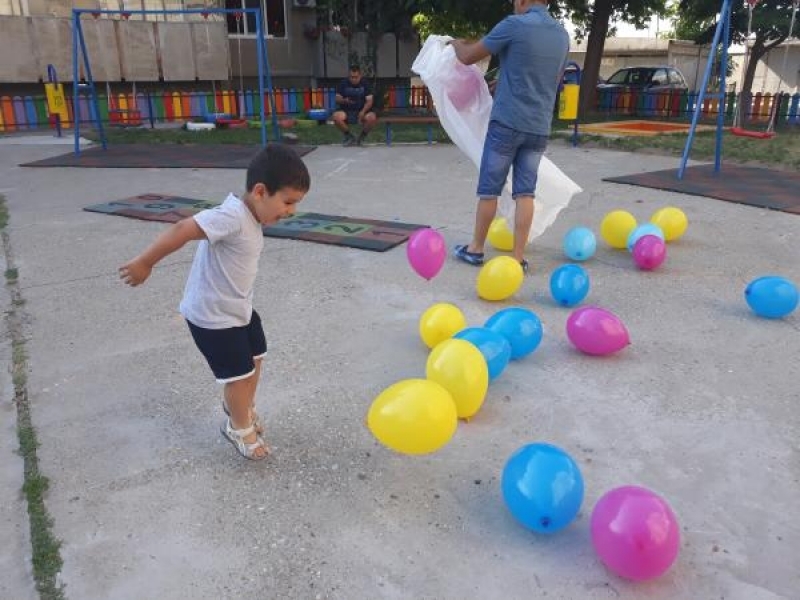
[380,114,441,146]
[379,85,440,145]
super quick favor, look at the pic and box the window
[668,69,686,86]
[651,69,668,86]
[225,0,285,37]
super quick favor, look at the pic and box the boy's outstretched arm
[119,217,206,287]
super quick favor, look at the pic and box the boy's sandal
[454,244,485,266]
[220,418,270,461]
[222,400,264,436]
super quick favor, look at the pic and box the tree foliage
[676,0,797,94]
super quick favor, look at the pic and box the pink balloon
[566,306,630,356]
[591,485,681,581]
[446,63,484,110]
[406,228,446,280]
[632,235,667,270]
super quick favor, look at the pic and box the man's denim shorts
[477,121,548,199]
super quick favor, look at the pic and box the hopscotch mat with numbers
[84,193,429,252]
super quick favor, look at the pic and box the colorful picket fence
[0,84,434,131]
[2,85,798,132]
[595,88,800,124]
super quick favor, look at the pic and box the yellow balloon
[419,302,467,349]
[600,210,637,249]
[488,218,514,251]
[367,379,458,455]
[650,207,688,241]
[476,256,524,301]
[426,339,489,419]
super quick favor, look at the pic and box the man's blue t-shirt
[337,78,372,112]
[482,5,570,135]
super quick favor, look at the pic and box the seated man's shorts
[477,121,548,199]
[186,310,267,383]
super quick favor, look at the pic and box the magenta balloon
[591,485,680,581]
[566,306,630,355]
[632,235,667,271]
[447,63,483,110]
[406,228,446,280]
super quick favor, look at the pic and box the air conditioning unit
[293,0,316,8]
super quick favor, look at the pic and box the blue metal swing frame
[71,7,281,155]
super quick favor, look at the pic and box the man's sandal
[220,418,270,461]
[221,400,265,436]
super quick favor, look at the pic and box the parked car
[562,65,604,86]
[597,67,688,92]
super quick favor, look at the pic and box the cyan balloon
[563,227,597,261]
[745,276,799,318]
[550,264,590,307]
[627,223,664,252]
[484,307,543,360]
[453,327,513,381]
[501,443,584,534]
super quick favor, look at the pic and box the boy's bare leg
[512,195,534,262]
[224,373,269,458]
[467,197,498,254]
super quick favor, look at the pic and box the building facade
[0,0,420,91]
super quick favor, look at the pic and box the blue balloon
[627,223,664,252]
[549,264,590,307]
[484,307,543,360]
[563,227,597,261]
[745,276,799,318]
[501,443,584,534]
[454,327,513,381]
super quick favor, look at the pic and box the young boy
[119,145,310,461]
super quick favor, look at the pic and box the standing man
[451,0,569,273]
[332,64,378,146]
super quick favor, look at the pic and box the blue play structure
[71,7,280,155]
[679,0,798,178]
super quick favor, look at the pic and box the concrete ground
[0,136,798,600]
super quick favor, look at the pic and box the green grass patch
[0,194,65,600]
[0,200,8,229]
[82,116,797,170]
[555,126,800,170]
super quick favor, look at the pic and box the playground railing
[1,86,798,132]
[592,88,800,125]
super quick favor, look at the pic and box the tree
[553,0,672,116]
[677,0,796,96]
[314,1,425,81]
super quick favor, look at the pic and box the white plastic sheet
[412,35,582,242]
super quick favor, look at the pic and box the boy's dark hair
[349,64,361,72]
[246,144,311,194]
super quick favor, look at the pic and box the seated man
[332,64,378,146]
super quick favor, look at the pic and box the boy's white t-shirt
[179,193,264,329]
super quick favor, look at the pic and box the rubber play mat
[21,143,315,168]
[84,193,427,252]
[604,164,800,214]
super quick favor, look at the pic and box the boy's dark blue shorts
[186,310,267,383]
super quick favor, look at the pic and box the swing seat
[730,127,776,139]
[108,108,142,127]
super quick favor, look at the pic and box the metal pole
[72,10,80,155]
[255,9,267,146]
[679,0,731,179]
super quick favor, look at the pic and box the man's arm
[119,217,206,287]
[335,80,351,107]
[450,39,492,66]
[360,94,374,116]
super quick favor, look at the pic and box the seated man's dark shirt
[337,78,372,113]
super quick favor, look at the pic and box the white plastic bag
[412,35,582,242]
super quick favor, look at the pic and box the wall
[0,15,230,83]
[0,9,421,87]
